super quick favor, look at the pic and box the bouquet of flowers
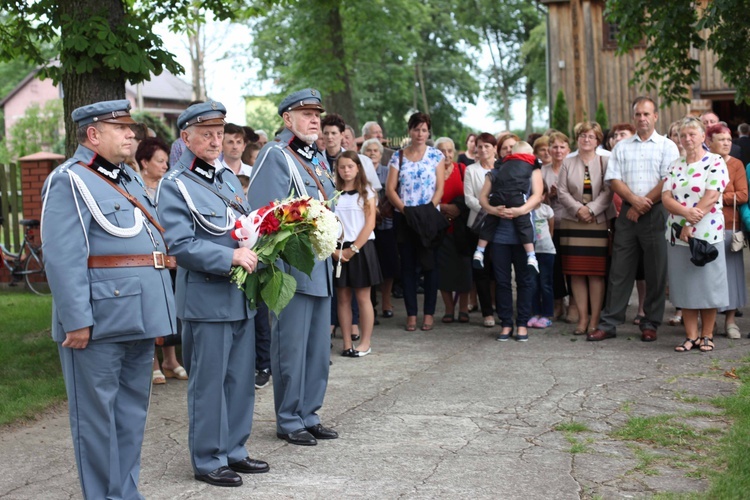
[230,196,341,314]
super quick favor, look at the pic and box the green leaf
[280,233,315,277]
[243,272,261,310]
[261,270,297,315]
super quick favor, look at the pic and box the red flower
[259,213,281,235]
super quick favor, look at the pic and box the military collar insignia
[290,136,318,162]
[189,157,216,183]
[90,154,129,183]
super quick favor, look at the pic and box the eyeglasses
[578,134,597,141]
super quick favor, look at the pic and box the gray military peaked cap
[178,100,227,130]
[72,99,136,127]
[278,89,325,116]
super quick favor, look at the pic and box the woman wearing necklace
[385,112,446,332]
[557,122,615,336]
[135,137,188,384]
[464,132,499,328]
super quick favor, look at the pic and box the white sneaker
[726,323,741,339]
[472,251,485,269]
[527,256,539,274]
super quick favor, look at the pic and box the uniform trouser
[271,293,331,433]
[255,302,271,372]
[599,204,668,333]
[182,319,256,475]
[58,339,153,500]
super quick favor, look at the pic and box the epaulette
[55,158,77,174]
[164,165,186,182]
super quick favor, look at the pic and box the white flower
[306,199,342,260]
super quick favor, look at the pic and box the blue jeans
[530,253,555,317]
[491,243,533,328]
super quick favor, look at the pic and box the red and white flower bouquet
[230,196,341,314]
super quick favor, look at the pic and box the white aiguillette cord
[335,218,345,278]
[174,178,237,235]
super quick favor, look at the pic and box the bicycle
[0,219,49,295]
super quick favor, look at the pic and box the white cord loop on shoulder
[68,170,144,238]
[174,178,236,235]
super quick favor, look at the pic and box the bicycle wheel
[24,249,50,295]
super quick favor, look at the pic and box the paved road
[1,301,749,499]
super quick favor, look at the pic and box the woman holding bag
[707,124,748,339]
[663,117,729,352]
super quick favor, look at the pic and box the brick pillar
[19,152,65,247]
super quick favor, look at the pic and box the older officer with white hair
[42,99,177,499]
[248,89,339,446]
[157,101,269,487]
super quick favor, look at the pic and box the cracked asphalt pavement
[1,301,749,499]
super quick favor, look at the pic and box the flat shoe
[195,466,242,487]
[633,315,645,326]
[726,323,741,339]
[277,428,317,446]
[641,329,657,342]
[421,322,434,331]
[152,370,166,385]
[483,317,496,327]
[441,314,455,323]
[382,310,394,318]
[405,323,417,332]
[163,366,188,380]
[341,348,356,357]
[306,423,339,440]
[228,457,270,474]
[458,312,470,323]
[353,347,371,357]
[586,329,616,341]
[351,333,361,341]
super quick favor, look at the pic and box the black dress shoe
[195,466,242,487]
[228,457,270,474]
[306,423,339,440]
[277,428,317,446]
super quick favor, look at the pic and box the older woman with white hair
[663,117,729,353]
[362,137,398,318]
[434,137,472,323]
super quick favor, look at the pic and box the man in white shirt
[223,123,253,176]
[588,96,679,343]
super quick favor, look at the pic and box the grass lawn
[0,290,63,426]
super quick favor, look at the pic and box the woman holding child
[557,122,615,336]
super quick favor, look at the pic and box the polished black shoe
[306,423,339,440]
[277,428,317,446]
[228,457,270,474]
[195,466,242,487]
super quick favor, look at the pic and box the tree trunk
[502,89,511,132]
[525,78,534,137]
[322,3,357,131]
[188,18,207,101]
[58,0,127,156]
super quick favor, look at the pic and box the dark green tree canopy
[606,0,750,104]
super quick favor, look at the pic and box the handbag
[731,194,746,252]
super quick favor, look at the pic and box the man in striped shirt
[588,96,680,342]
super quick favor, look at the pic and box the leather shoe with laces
[194,466,242,487]
[277,428,317,446]
[228,457,270,474]
[306,423,339,440]
[586,329,616,341]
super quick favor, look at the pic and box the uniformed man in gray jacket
[157,101,269,487]
[42,100,177,499]
[248,89,339,446]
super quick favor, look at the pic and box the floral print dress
[663,152,729,246]
[388,146,445,207]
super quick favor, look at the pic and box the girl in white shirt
[333,151,382,357]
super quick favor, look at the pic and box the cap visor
[100,116,137,125]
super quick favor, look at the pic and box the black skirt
[333,240,383,289]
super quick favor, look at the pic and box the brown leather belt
[88,252,176,270]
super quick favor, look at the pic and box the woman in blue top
[385,112,446,331]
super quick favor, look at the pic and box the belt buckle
[152,251,166,269]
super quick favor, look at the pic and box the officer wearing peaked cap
[157,100,270,487]
[247,89,339,446]
[41,99,177,499]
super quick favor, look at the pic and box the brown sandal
[699,337,714,352]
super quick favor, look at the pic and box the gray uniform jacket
[157,147,255,321]
[247,128,336,297]
[41,145,176,343]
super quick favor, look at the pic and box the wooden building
[541,0,745,134]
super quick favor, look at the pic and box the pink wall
[3,77,60,137]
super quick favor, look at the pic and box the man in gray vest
[42,99,177,499]
[157,101,269,487]
[248,89,339,446]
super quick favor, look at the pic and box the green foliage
[246,0,481,138]
[552,90,569,133]
[7,100,64,160]
[555,421,591,433]
[131,111,175,144]
[606,0,750,104]
[245,97,283,135]
[522,21,548,111]
[595,101,609,130]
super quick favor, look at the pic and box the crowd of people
[39,91,750,498]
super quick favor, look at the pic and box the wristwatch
[350,244,360,254]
